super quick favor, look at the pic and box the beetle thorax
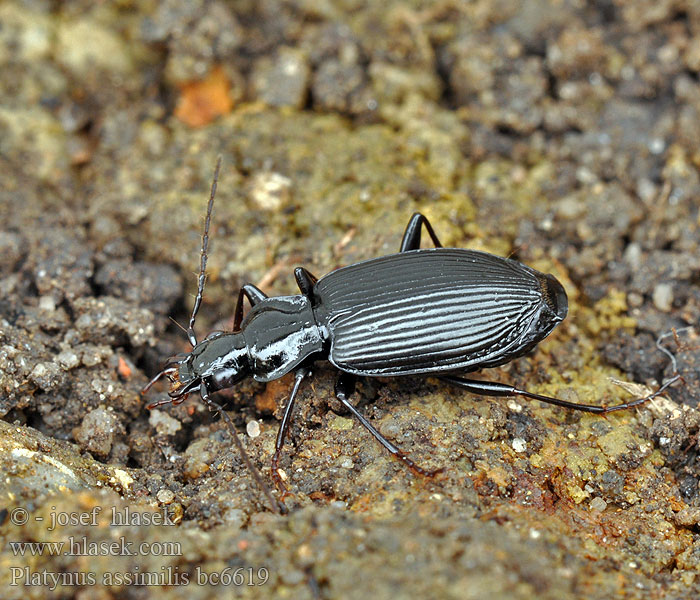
[240,296,326,382]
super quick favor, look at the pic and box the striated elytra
[315,248,568,376]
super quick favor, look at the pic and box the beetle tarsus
[599,373,682,413]
[270,454,293,501]
[146,396,179,410]
[395,451,444,478]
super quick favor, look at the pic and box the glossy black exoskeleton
[143,158,681,513]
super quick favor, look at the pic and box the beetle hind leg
[400,213,443,251]
[439,374,682,414]
[335,373,442,477]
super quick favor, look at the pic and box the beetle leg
[400,212,443,251]
[294,267,318,298]
[145,395,176,410]
[233,284,268,331]
[199,382,286,515]
[271,367,310,498]
[335,373,441,477]
[439,374,682,414]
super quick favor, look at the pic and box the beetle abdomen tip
[539,274,568,321]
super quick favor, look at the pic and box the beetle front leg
[400,213,443,251]
[271,367,310,498]
[439,374,682,414]
[233,284,268,331]
[335,372,441,477]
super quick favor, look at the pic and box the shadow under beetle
[142,158,681,514]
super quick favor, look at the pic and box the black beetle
[143,158,680,512]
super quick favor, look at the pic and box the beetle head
[142,332,250,408]
[185,332,249,393]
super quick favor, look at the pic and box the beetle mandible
[143,158,680,512]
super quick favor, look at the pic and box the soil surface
[1,1,699,599]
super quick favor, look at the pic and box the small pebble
[57,349,80,370]
[149,410,182,436]
[623,242,642,270]
[512,438,527,453]
[31,363,47,379]
[627,292,644,308]
[29,361,62,389]
[672,507,700,527]
[251,47,310,108]
[156,489,175,504]
[75,407,120,459]
[652,283,673,312]
[248,172,292,211]
[590,497,607,512]
[246,420,261,438]
[38,295,56,312]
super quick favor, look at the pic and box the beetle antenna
[187,155,222,347]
